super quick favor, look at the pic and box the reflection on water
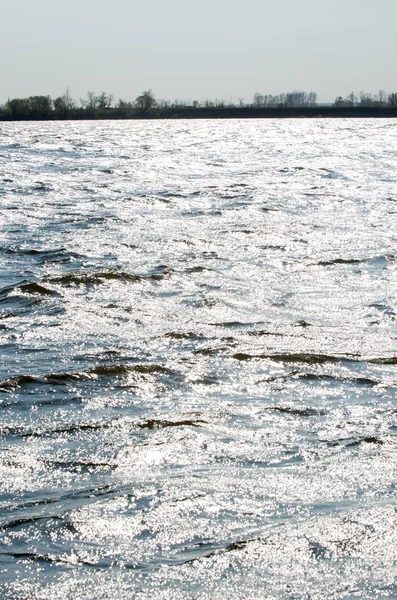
[0,119,397,599]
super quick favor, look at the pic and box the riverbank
[1,106,397,121]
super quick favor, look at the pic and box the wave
[0,281,60,299]
[90,363,172,376]
[264,406,325,416]
[164,331,205,341]
[293,372,378,385]
[315,258,363,267]
[137,418,207,429]
[0,363,175,392]
[232,352,358,364]
[368,357,397,365]
[3,416,206,439]
[45,267,171,286]
[315,255,395,268]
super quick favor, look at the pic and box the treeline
[333,91,397,107]
[1,88,397,119]
[253,91,318,107]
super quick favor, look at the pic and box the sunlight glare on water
[0,118,397,599]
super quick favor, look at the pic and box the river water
[0,119,396,599]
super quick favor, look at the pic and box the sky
[1,0,396,105]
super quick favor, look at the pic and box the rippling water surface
[1,119,397,599]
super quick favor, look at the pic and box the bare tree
[135,90,156,112]
[389,93,397,107]
[97,92,113,109]
[54,88,77,116]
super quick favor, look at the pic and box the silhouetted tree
[81,91,98,112]
[135,90,156,112]
[97,92,113,109]
[54,88,77,116]
[28,95,52,117]
[388,93,397,107]
[9,96,52,117]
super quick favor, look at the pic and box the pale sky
[1,0,396,105]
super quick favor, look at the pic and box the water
[0,119,396,599]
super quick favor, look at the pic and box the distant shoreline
[1,106,397,121]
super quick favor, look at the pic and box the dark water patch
[1,395,84,409]
[232,352,358,364]
[0,375,45,392]
[260,206,280,212]
[293,320,313,327]
[90,363,172,376]
[137,419,207,430]
[328,436,385,448]
[194,347,224,356]
[1,515,61,532]
[264,406,325,417]
[368,357,397,365]
[346,436,385,448]
[19,282,60,296]
[164,331,205,341]
[182,265,214,274]
[315,258,363,267]
[16,421,113,438]
[0,246,72,259]
[293,372,378,386]
[4,483,118,520]
[247,329,284,337]
[0,281,60,298]
[44,460,114,473]
[0,551,55,564]
[170,494,206,504]
[45,269,170,286]
[176,537,261,566]
[0,363,174,393]
[0,310,15,319]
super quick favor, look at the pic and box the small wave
[368,357,397,365]
[294,372,378,386]
[0,313,15,320]
[90,363,172,376]
[346,436,385,447]
[182,266,214,274]
[137,418,207,430]
[0,281,60,299]
[164,331,204,341]
[247,330,284,337]
[232,352,356,364]
[45,269,170,286]
[0,363,174,392]
[293,320,313,327]
[0,551,54,563]
[0,375,44,392]
[5,421,113,438]
[264,406,325,416]
[316,258,363,267]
